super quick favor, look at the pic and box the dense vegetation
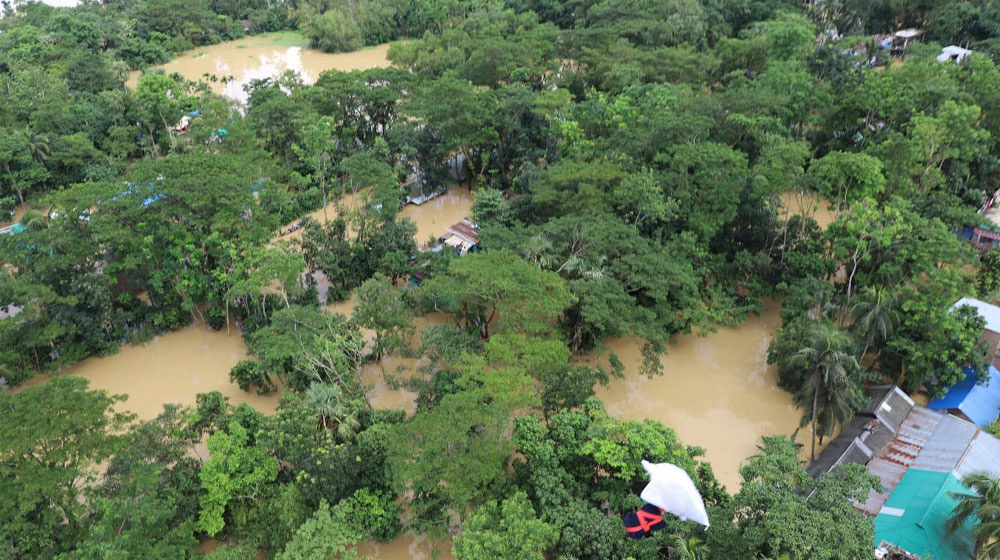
[3,0,1000,558]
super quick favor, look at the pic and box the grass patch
[243,31,310,48]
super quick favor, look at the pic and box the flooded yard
[25,324,280,420]
[125,32,393,103]
[592,300,820,490]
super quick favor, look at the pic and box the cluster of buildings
[811,298,1000,559]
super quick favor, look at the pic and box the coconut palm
[18,128,51,164]
[850,285,898,363]
[792,322,866,460]
[669,535,709,560]
[18,209,47,231]
[948,472,1000,559]
[110,60,131,84]
[521,233,555,268]
[303,382,362,441]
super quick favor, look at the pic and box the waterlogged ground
[589,300,825,490]
[126,32,392,103]
[8,179,835,555]
[17,324,279,420]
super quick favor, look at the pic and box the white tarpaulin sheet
[639,460,711,527]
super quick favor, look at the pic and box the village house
[809,385,1000,559]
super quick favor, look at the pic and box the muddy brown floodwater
[125,32,392,104]
[7,186,829,556]
[28,325,281,420]
[398,186,475,248]
[277,184,474,245]
[591,300,826,491]
[779,190,836,230]
[357,532,454,560]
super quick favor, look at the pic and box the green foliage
[246,305,366,393]
[353,274,414,366]
[275,488,397,560]
[707,436,879,560]
[453,491,557,560]
[390,353,537,530]
[977,251,1000,299]
[947,471,1000,560]
[0,377,133,558]
[8,1,1000,557]
[419,249,574,339]
[275,499,365,560]
[197,421,278,536]
[230,359,277,394]
[807,151,885,212]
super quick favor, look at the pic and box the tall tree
[0,377,133,558]
[849,285,898,363]
[948,472,1000,560]
[708,436,879,560]
[418,250,574,339]
[453,491,557,560]
[294,117,340,225]
[791,322,865,460]
[352,274,414,372]
[197,421,278,537]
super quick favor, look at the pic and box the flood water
[357,532,454,560]
[5,183,827,556]
[125,32,392,103]
[779,190,836,230]
[18,324,279,420]
[591,300,821,491]
[328,296,450,415]
[278,184,474,245]
[398,187,475,248]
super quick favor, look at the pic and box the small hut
[890,29,922,58]
[440,219,479,256]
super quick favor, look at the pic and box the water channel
[125,32,393,104]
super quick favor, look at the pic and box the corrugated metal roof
[953,297,1000,333]
[911,414,978,473]
[928,366,1000,427]
[859,407,943,516]
[808,417,873,479]
[875,386,915,430]
[445,219,479,243]
[808,387,911,479]
[955,430,1000,479]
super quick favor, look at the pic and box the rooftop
[928,366,1000,427]
[808,386,914,479]
[953,297,1000,333]
[874,469,975,560]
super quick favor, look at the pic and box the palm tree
[669,535,709,560]
[19,209,47,231]
[18,128,51,165]
[792,322,866,461]
[948,472,1000,559]
[303,382,362,441]
[521,233,555,268]
[850,285,898,363]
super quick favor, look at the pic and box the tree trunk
[811,387,819,461]
[321,177,328,226]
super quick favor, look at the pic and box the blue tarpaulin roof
[928,365,1000,427]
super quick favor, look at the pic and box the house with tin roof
[808,385,1000,559]
[927,365,1000,428]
